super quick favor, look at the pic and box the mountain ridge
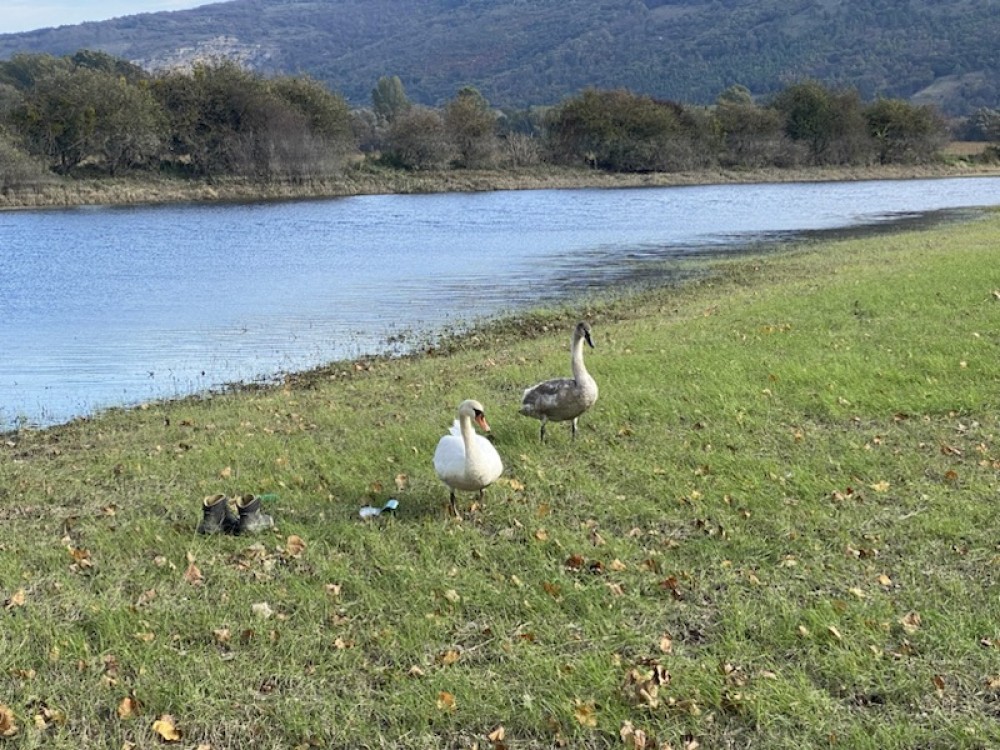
[0,0,996,116]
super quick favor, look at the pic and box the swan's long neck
[571,336,592,385]
[460,414,479,463]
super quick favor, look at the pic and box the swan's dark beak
[585,331,595,348]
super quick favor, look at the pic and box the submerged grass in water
[1,211,999,748]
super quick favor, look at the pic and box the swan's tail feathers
[447,419,462,436]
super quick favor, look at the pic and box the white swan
[519,321,598,441]
[433,399,504,517]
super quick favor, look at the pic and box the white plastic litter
[359,498,399,519]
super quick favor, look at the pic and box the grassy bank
[2,211,1000,749]
[3,160,1000,209]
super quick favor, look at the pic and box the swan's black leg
[571,417,578,440]
[449,490,459,518]
[539,418,547,442]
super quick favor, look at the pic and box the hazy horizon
[1,1,213,35]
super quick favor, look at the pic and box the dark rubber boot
[197,494,239,534]
[237,494,274,534]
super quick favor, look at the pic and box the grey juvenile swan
[519,321,598,441]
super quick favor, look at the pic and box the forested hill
[0,0,997,116]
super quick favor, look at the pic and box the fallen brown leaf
[152,714,182,742]
[285,535,306,558]
[573,699,598,727]
[183,562,204,586]
[4,588,26,610]
[117,695,141,719]
[438,649,461,666]
[900,611,922,634]
[620,720,648,749]
[213,628,231,645]
[436,691,456,711]
[0,705,16,737]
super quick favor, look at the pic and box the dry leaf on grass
[900,611,922,634]
[117,695,141,719]
[285,535,306,558]
[68,546,94,573]
[0,705,17,737]
[438,649,461,666]
[4,589,26,610]
[183,562,204,586]
[620,720,648,750]
[436,691,457,711]
[152,714,182,742]
[213,628,231,645]
[572,699,598,727]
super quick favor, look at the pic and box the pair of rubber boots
[197,494,274,535]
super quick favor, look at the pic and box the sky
[1,1,211,35]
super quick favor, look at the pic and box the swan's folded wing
[521,377,574,413]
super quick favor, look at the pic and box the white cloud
[1,1,210,35]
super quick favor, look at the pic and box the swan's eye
[474,409,484,418]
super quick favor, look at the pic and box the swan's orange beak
[475,413,491,433]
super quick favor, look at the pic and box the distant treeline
[1,51,998,190]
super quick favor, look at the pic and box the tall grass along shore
[3,161,1000,210]
[2,209,1000,749]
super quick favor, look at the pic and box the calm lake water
[2,176,999,430]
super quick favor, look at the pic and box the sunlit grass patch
[2,210,1000,748]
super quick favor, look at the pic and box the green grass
[2,210,1000,749]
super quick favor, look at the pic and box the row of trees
[0,50,991,190]
[544,83,956,172]
[0,51,355,184]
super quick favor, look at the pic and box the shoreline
[4,163,999,434]
[3,162,1000,210]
